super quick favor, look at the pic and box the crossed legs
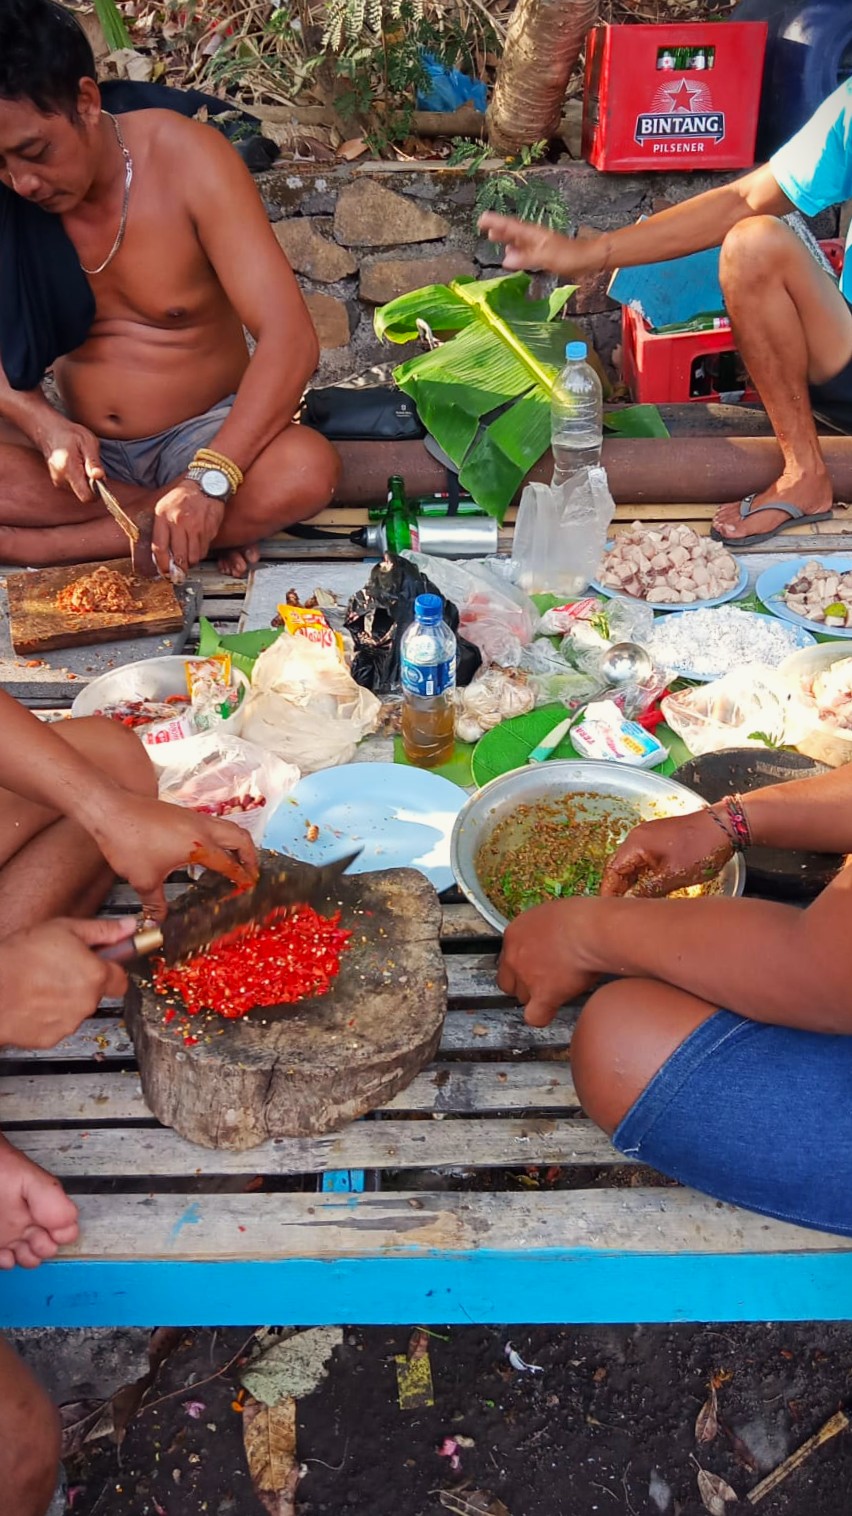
[0,419,339,577]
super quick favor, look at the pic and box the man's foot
[0,1136,79,1270]
[217,544,261,578]
[712,470,834,542]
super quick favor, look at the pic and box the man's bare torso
[56,110,250,440]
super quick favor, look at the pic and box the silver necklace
[79,112,133,277]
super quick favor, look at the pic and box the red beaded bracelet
[707,794,752,854]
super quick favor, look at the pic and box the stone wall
[257,160,839,386]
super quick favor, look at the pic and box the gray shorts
[98,394,236,489]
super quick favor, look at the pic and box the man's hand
[497,899,600,1028]
[478,212,604,277]
[152,479,225,576]
[0,918,137,1050]
[90,793,259,919]
[33,415,104,502]
[601,812,733,899]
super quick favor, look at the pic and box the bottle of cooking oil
[400,593,456,768]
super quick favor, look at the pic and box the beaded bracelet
[707,794,752,853]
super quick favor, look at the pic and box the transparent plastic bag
[403,550,535,666]
[512,466,615,598]
[661,666,803,757]
[156,733,300,845]
[452,667,535,742]
[241,633,382,773]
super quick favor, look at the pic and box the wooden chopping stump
[124,863,447,1149]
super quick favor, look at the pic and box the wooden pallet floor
[3,509,852,1327]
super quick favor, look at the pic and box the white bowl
[779,642,852,768]
[71,655,247,767]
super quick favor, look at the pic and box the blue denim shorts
[613,1009,852,1237]
[99,394,236,489]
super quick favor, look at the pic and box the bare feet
[217,543,261,578]
[712,468,834,542]
[0,1135,79,1270]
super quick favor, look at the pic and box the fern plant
[449,138,570,233]
[323,0,423,51]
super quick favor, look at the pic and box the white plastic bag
[512,466,615,597]
[240,633,381,773]
[403,550,535,666]
[661,666,803,757]
[156,733,299,845]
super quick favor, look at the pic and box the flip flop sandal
[709,493,834,547]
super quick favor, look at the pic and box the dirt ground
[28,1321,852,1516]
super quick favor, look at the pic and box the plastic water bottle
[400,593,456,768]
[551,340,603,487]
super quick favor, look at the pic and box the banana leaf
[376,273,594,523]
[375,273,665,522]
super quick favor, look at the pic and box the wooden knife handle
[98,926,164,964]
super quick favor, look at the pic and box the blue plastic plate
[263,762,468,893]
[756,555,852,638]
[648,609,815,683]
[591,556,748,611]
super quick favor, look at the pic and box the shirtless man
[0,0,339,578]
[0,692,257,1515]
[481,78,852,548]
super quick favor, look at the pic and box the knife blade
[100,849,362,966]
[94,477,140,547]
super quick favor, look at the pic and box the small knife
[100,849,362,966]
[95,477,139,547]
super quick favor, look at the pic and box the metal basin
[450,760,745,932]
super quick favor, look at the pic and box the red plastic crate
[620,239,845,405]
[583,21,768,173]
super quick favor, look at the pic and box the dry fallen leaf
[697,1466,738,1515]
[243,1395,300,1516]
[696,1386,719,1444]
[338,136,368,160]
[438,1491,511,1516]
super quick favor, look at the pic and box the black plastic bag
[345,555,482,694]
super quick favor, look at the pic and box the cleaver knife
[99,849,362,966]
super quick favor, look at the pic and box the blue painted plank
[321,1171,366,1193]
[3,1250,852,1329]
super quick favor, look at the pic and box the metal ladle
[527,642,654,764]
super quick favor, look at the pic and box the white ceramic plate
[263,762,468,893]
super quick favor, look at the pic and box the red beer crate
[582,21,768,173]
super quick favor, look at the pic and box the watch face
[200,468,230,499]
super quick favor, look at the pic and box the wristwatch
[186,464,233,502]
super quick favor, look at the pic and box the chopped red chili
[154,904,352,1020]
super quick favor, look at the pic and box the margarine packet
[277,604,345,659]
[571,700,667,769]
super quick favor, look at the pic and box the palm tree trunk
[487,0,599,154]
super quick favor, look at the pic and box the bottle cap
[415,593,443,624]
[566,341,587,361]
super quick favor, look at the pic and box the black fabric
[0,80,272,392]
[302,384,425,442]
[345,553,481,695]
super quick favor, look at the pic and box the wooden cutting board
[126,863,448,1149]
[6,558,184,654]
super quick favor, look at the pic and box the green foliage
[449,138,570,233]
[93,0,131,51]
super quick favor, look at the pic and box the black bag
[302,384,425,442]
[345,555,481,694]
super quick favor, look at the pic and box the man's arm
[479,163,793,279]
[181,120,319,474]
[499,865,852,1034]
[0,359,103,501]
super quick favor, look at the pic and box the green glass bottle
[384,475,413,554]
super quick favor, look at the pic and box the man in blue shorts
[481,79,852,548]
